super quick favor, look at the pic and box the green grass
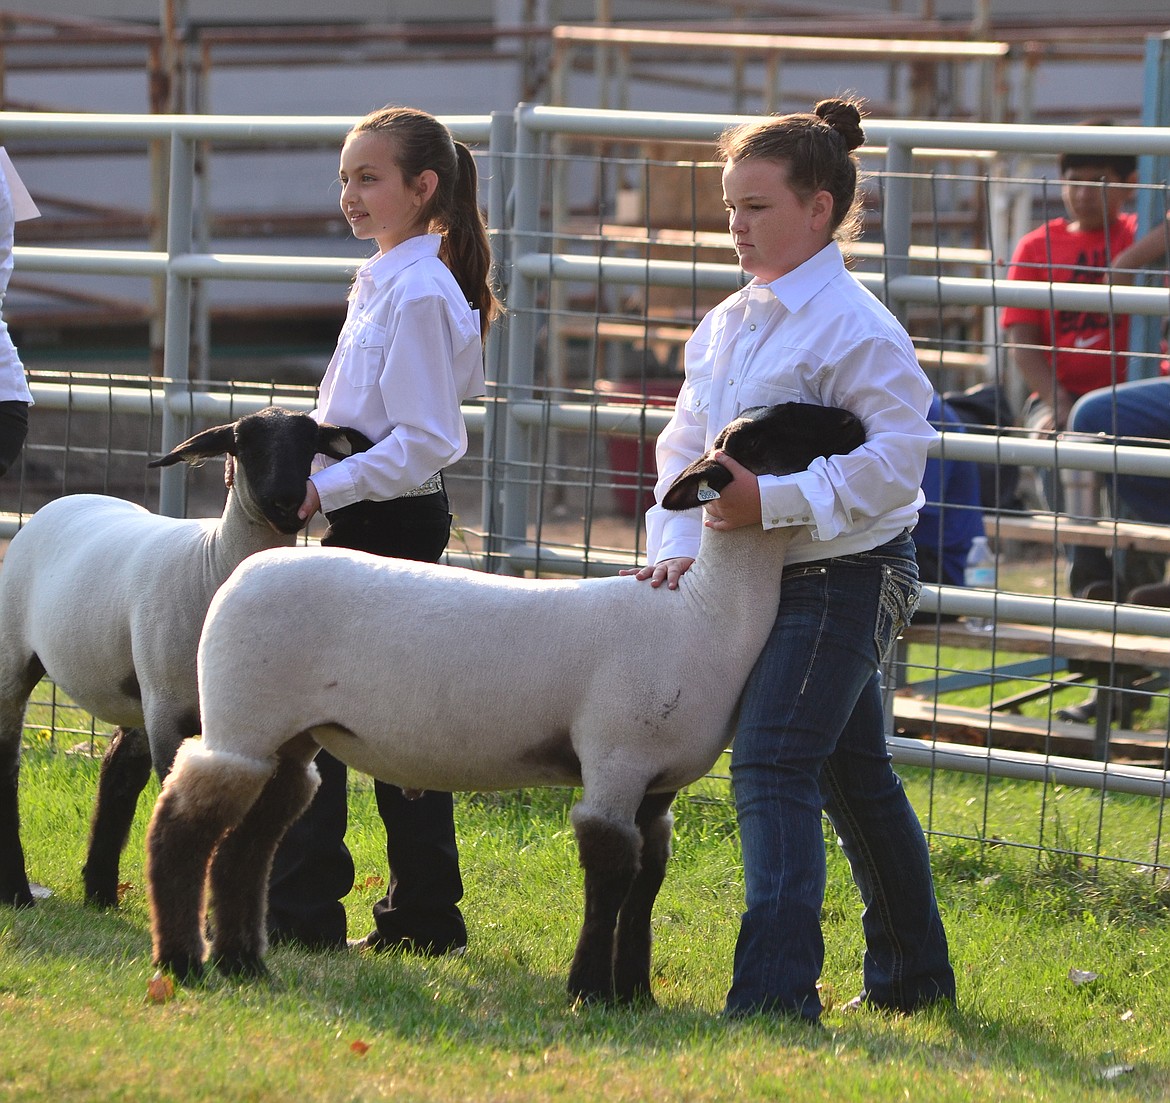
[2,735,1169,1102]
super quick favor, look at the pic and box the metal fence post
[881,138,914,327]
[159,127,195,518]
[1130,32,1170,380]
[482,109,515,570]
[495,104,544,574]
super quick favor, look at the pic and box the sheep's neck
[682,522,791,625]
[206,481,294,579]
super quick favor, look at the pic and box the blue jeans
[1065,379,1170,595]
[726,531,955,1020]
[1069,379,1170,525]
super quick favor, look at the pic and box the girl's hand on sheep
[298,479,321,522]
[621,557,695,590]
[700,451,761,532]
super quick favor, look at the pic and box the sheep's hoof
[83,882,119,909]
[213,951,269,981]
[614,983,656,1009]
[158,954,204,985]
[567,979,617,1007]
[1,883,35,909]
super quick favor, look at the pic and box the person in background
[1002,123,1140,567]
[1002,128,1137,442]
[912,391,986,621]
[266,105,500,956]
[0,148,38,477]
[628,98,955,1023]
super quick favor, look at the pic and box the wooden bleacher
[894,619,1170,763]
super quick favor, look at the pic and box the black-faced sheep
[0,406,370,909]
[146,402,865,1002]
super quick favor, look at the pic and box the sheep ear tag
[696,480,721,502]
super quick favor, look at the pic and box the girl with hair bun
[266,105,499,957]
[628,98,956,1021]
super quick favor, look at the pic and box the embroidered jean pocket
[874,560,921,663]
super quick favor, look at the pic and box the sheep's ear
[147,424,237,468]
[317,423,374,460]
[662,455,734,511]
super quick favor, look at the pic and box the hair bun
[814,99,866,152]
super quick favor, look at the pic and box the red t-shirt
[1001,213,1137,396]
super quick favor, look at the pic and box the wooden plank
[902,620,1170,668]
[891,696,1169,762]
[986,512,1170,554]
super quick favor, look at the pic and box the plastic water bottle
[963,535,996,633]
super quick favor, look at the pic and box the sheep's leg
[0,742,32,909]
[207,752,320,979]
[83,726,153,908]
[613,790,675,1006]
[146,743,273,983]
[0,658,45,908]
[567,804,641,1004]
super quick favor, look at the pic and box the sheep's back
[197,546,744,793]
[0,495,221,726]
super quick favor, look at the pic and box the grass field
[2,725,1169,1103]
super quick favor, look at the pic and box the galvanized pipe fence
[2,107,1169,854]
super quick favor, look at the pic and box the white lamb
[146,402,865,1004]
[0,406,370,909]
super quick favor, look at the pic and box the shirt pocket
[343,318,387,389]
[734,379,805,416]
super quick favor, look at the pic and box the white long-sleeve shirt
[310,233,484,511]
[645,241,935,566]
[0,155,34,405]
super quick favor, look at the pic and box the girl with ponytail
[629,98,956,1022]
[267,105,499,957]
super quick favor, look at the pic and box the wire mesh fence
[2,107,1169,882]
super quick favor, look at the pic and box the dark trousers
[0,401,29,477]
[266,487,466,952]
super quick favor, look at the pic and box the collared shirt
[310,233,484,511]
[646,241,935,565]
[0,159,33,405]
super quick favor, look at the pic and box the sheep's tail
[146,740,275,982]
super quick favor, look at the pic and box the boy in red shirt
[1002,140,1137,438]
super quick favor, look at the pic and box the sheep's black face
[661,403,866,512]
[148,407,373,535]
[234,410,324,534]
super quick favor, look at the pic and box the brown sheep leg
[146,744,273,983]
[613,790,675,1006]
[208,753,320,978]
[83,726,153,908]
[567,806,641,1004]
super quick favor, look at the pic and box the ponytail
[438,142,502,342]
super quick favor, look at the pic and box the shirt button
[728,379,735,386]
[786,517,795,523]
[749,323,756,331]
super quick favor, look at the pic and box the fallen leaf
[146,971,175,1004]
[116,882,133,903]
[362,875,385,889]
[350,1040,371,1056]
[1120,1009,1134,1021]
[1068,967,1098,985]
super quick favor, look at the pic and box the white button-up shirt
[310,234,484,511]
[0,157,33,405]
[646,241,935,565]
